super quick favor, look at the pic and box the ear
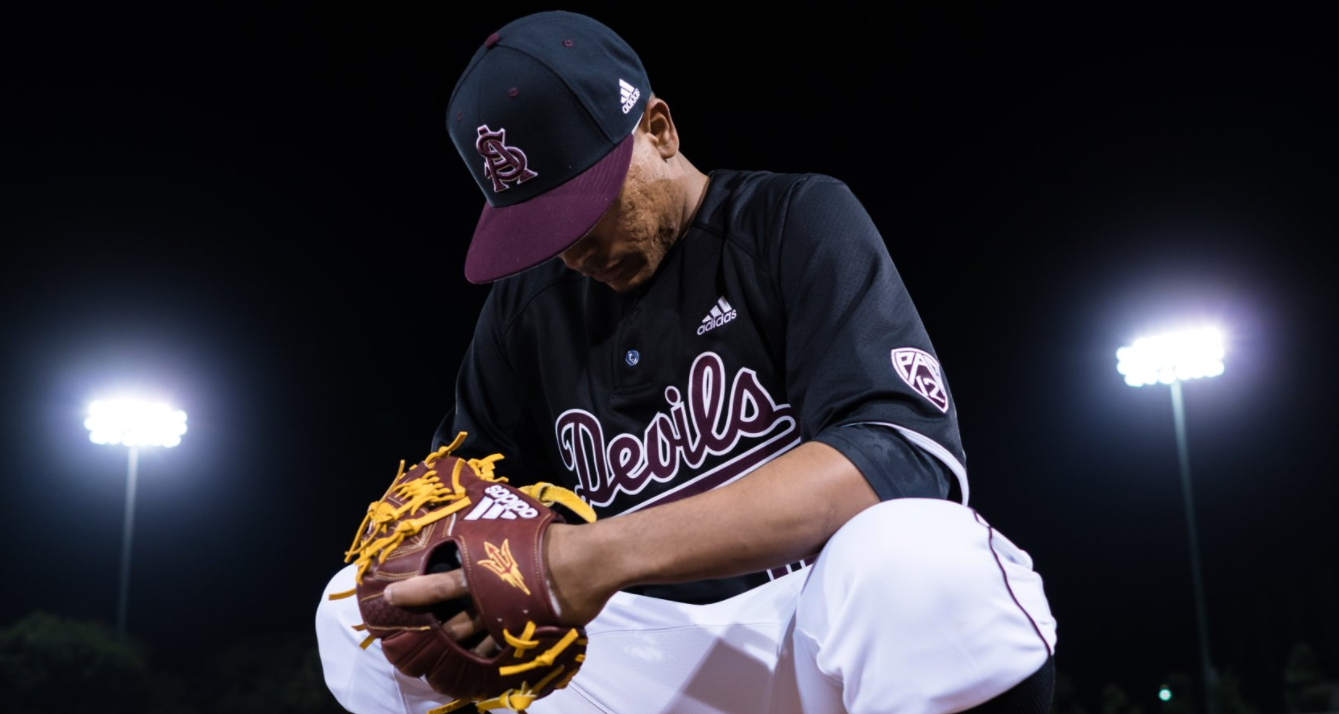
[639,96,679,160]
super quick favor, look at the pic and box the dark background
[2,2,1335,711]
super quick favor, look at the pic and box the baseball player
[317,10,1057,714]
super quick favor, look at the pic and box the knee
[315,564,366,709]
[816,499,998,611]
[808,498,1055,649]
[315,564,359,643]
[796,499,1057,713]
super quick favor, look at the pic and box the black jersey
[436,169,968,604]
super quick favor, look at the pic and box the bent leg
[317,562,792,714]
[788,499,1057,714]
[958,656,1055,714]
[315,563,448,714]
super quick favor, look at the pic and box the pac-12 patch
[891,348,950,413]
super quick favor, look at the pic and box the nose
[560,233,594,271]
[559,242,582,271]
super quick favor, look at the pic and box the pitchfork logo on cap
[476,124,538,193]
[891,348,950,413]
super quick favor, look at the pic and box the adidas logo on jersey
[619,79,641,114]
[696,297,737,335]
[463,484,540,520]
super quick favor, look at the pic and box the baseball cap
[446,11,651,283]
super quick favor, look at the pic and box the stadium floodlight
[85,399,188,447]
[1116,327,1225,387]
[1117,327,1224,713]
[85,397,188,641]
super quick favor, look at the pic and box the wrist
[544,520,629,626]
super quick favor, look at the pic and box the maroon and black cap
[447,11,651,283]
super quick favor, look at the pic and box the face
[559,133,682,292]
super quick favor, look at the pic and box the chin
[608,264,651,292]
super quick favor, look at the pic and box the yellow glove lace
[427,658,577,714]
[334,432,510,586]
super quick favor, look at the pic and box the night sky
[2,2,1336,710]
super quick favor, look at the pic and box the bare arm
[385,440,878,627]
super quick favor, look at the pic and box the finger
[384,569,468,607]
[472,635,499,658]
[444,610,485,641]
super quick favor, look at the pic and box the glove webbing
[339,433,505,587]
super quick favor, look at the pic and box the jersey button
[624,349,640,367]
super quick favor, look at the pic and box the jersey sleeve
[774,175,968,502]
[430,285,550,487]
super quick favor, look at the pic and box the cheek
[613,183,662,251]
[619,216,658,265]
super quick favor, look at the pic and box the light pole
[85,398,188,641]
[1117,327,1224,714]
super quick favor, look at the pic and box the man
[318,10,1057,713]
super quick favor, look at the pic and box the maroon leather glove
[330,433,597,713]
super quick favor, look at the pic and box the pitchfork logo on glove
[476,124,538,193]
[478,539,532,595]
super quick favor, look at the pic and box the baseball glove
[328,432,597,713]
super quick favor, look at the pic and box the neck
[672,157,710,245]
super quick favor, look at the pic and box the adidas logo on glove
[463,484,540,520]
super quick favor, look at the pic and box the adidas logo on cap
[619,79,641,114]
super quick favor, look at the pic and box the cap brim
[464,133,635,284]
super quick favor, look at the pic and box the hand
[383,569,500,657]
[384,522,618,631]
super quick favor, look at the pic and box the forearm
[546,440,878,619]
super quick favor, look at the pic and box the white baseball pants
[316,498,1057,714]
